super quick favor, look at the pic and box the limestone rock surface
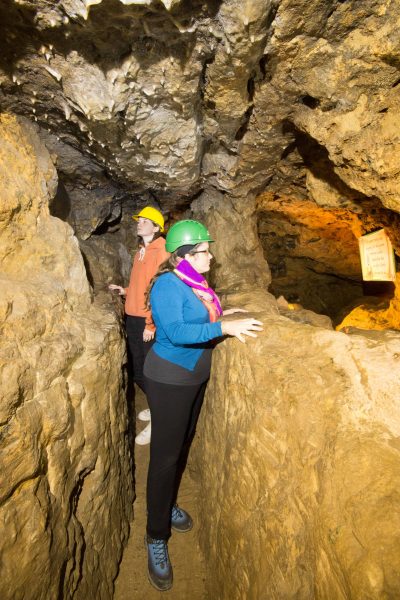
[0,114,133,600]
[1,0,399,212]
[1,0,399,310]
[192,189,271,294]
[337,273,400,332]
[191,291,400,600]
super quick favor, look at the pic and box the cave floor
[114,390,208,600]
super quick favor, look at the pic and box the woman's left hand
[143,328,155,342]
[223,308,248,316]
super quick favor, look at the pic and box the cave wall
[0,114,134,600]
[1,1,400,598]
[1,0,399,296]
[191,289,400,599]
[1,0,399,211]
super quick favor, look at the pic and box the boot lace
[150,539,168,567]
[171,504,184,520]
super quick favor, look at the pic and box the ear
[184,253,195,264]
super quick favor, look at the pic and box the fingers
[233,318,263,342]
[247,319,263,326]
[240,319,263,330]
[109,284,124,295]
[243,330,257,338]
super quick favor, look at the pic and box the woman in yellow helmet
[109,207,169,445]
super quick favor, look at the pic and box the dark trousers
[145,377,207,540]
[125,315,154,393]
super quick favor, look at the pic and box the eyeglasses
[192,250,212,255]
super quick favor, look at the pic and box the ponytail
[145,252,179,309]
[145,244,200,309]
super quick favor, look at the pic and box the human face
[136,217,159,240]
[185,242,213,274]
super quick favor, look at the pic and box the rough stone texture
[0,114,134,600]
[1,0,399,302]
[191,292,400,600]
[337,273,400,332]
[1,0,399,314]
[192,189,271,293]
[256,192,400,318]
[1,0,398,208]
[1,1,400,597]
[257,193,364,317]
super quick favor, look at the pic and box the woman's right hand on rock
[108,284,126,296]
[221,318,263,343]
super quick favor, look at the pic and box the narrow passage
[114,390,208,600]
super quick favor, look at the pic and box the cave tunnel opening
[255,123,400,329]
[256,200,398,327]
[257,205,363,323]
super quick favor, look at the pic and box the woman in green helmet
[143,219,262,592]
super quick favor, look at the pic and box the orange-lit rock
[337,274,400,332]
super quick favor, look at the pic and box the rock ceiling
[1,0,399,211]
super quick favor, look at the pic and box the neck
[141,235,154,246]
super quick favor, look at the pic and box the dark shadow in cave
[258,209,397,323]
[79,249,95,290]
[281,119,368,205]
[49,180,71,222]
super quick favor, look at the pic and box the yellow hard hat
[132,206,165,232]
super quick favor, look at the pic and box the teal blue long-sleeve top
[150,272,223,371]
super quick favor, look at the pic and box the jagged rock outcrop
[1,0,399,311]
[0,114,134,600]
[191,291,400,599]
[1,0,399,209]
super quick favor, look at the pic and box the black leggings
[125,315,153,393]
[145,377,207,540]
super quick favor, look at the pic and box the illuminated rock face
[0,115,133,600]
[1,0,399,310]
[191,292,400,600]
[256,193,400,320]
[337,273,400,332]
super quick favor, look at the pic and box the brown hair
[145,245,200,309]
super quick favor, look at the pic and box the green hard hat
[165,220,214,252]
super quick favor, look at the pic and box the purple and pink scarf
[174,259,223,322]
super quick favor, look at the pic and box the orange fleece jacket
[124,237,169,331]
